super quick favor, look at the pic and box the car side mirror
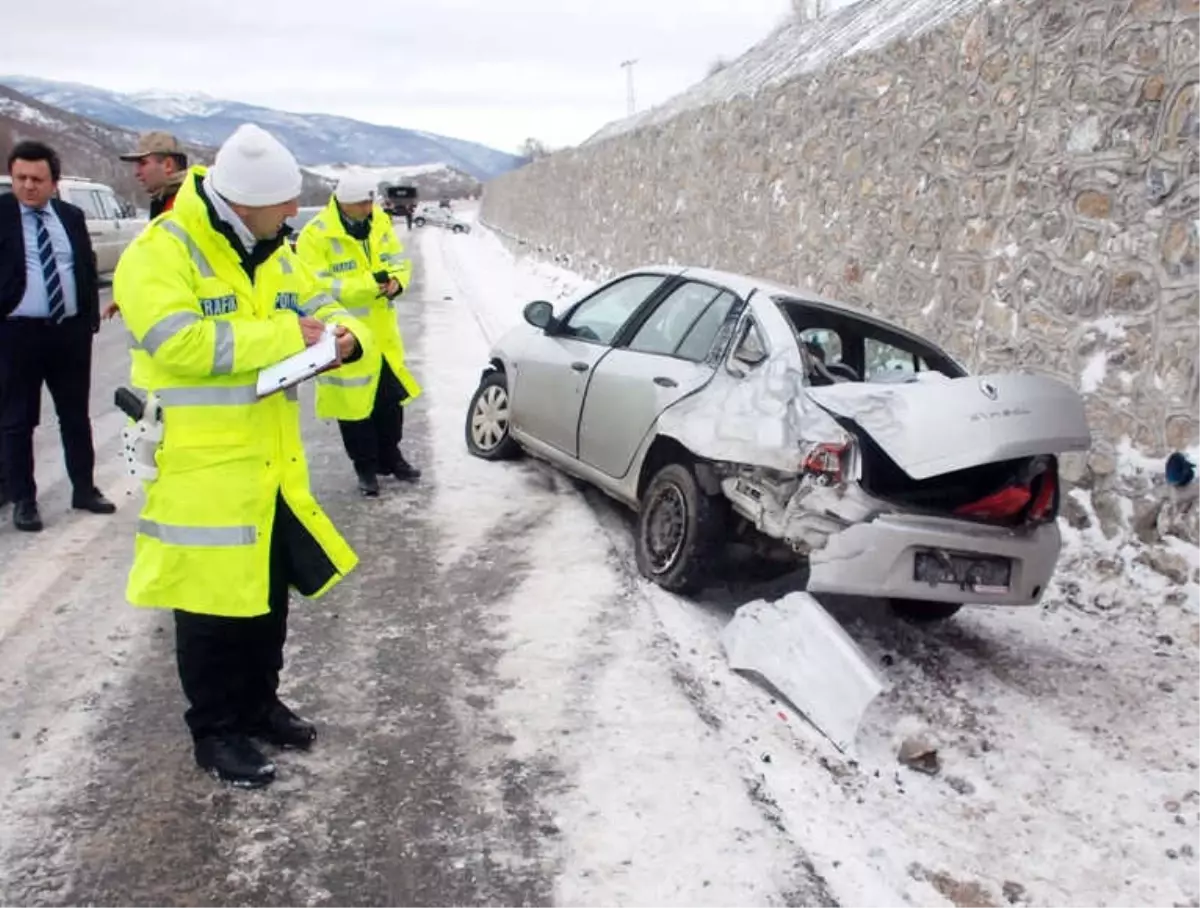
[523,300,555,331]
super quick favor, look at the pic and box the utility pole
[620,58,638,116]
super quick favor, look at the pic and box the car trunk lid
[805,372,1090,480]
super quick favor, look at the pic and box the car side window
[96,190,124,220]
[675,290,737,362]
[562,274,665,345]
[731,317,769,368]
[65,189,102,220]
[627,282,724,357]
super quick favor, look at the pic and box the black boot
[390,454,421,483]
[72,487,117,514]
[250,702,317,750]
[356,467,380,497]
[13,500,42,532]
[194,733,276,788]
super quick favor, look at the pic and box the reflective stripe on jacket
[296,195,421,421]
[111,166,373,618]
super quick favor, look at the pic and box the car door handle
[653,376,678,388]
[571,361,590,372]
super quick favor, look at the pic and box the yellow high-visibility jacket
[296,196,421,421]
[112,166,377,618]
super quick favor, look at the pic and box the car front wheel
[414,217,426,227]
[635,462,727,595]
[452,224,465,234]
[465,371,521,460]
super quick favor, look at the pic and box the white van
[0,174,148,274]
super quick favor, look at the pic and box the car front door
[510,273,669,458]
[577,281,740,478]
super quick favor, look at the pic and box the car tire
[889,599,963,623]
[465,371,521,461]
[414,217,426,227]
[452,224,465,234]
[635,462,728,595]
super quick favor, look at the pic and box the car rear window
[776,296,965,381]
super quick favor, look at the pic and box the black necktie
[34,209,66,324]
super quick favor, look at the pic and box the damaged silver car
[463,266,1091,621]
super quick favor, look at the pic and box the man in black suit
[0,140,115,531]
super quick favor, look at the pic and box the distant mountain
[0,86,334,206]
[1,76,526,181]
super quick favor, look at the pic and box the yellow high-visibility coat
[296,196,421,421]
[112,166,378,617]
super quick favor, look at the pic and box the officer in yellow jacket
[112,124,376,788]
[296,174,422,496]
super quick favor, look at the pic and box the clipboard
[256,330,339,397]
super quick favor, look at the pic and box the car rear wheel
[465,371,521,460]
[452,224,465,234]
[635,462,727,595]
[414,217,426,227]
[889,599,963,623]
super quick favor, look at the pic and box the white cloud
[4,0,793,153]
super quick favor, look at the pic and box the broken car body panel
[722,593,889,755]
[805,372,1092,481]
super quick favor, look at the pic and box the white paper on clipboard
[256,330,338,397]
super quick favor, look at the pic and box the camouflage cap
[119,131,185,161]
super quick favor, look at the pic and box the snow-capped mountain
[0,85,334,206]
[1,76,526,181]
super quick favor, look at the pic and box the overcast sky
[5,0,796,154]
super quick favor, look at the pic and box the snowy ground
[421,209,1200,908]
[0,216,1195,908]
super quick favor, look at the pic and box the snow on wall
[482,0,1200,536]
[587,0,991,144]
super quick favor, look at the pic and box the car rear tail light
[802,442,852,485]
[954,485,1032,521]
[1026,466,1058,524]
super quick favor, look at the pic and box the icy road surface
[0,212,1195,907]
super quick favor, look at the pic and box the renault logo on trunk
[979,379,999,400]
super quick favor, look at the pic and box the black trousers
[337,362,407,474]
[173,497,296,741]
[0,315,97,504]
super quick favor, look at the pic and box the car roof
[636,264,922,337]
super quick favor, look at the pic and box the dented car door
[577,282,738,478]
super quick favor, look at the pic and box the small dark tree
[519,138,551,161]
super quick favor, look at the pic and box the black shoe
[194,733,276,788]
[356,468,380,497]
[389,456,421,483]
[250,702,317,751]
[13,500,42,532]
[72,488,116,514]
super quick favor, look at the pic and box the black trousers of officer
[173,496,298,741]
[337,362,408,475]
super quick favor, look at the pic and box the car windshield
[774,295,966,386]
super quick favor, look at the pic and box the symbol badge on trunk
[979,379,999,400]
